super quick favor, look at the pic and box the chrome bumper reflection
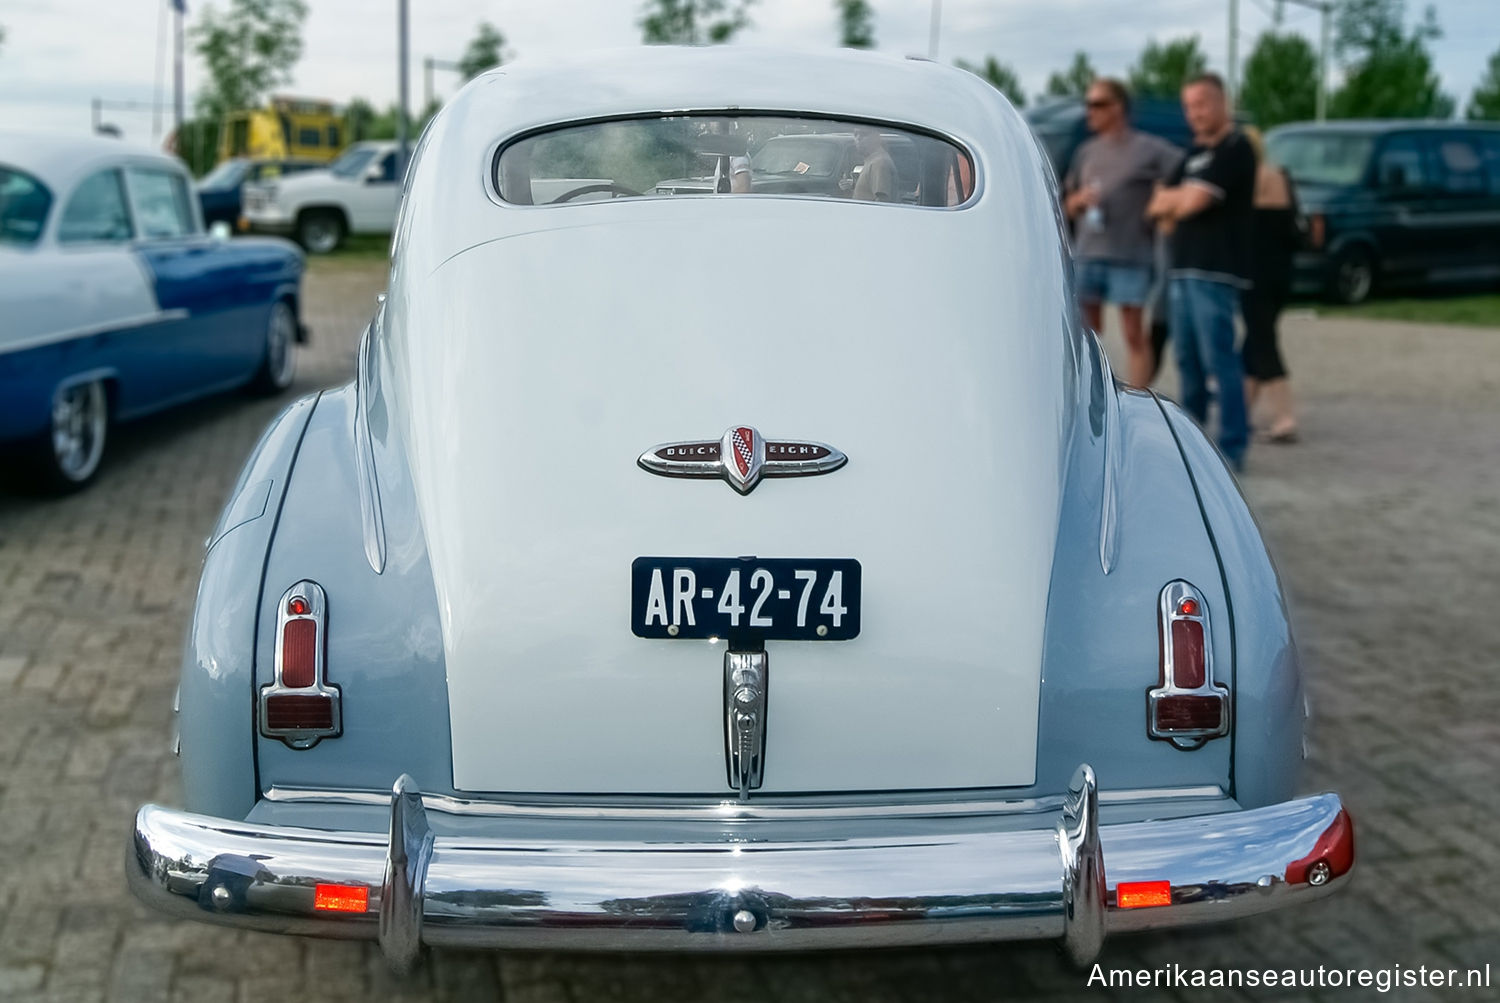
[127,766,1353,971]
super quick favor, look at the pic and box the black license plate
[632,557,861,641]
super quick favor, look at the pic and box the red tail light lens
[265,693,336,730]
[281,618,318,688]
[1169,619,1205,689]
[1152,694,1224,731]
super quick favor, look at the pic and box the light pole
[424,56,463,111]
[928,0,941,60]
[397,0,410,174]
[1283,0,1334,121]
[1228,0,1239,98]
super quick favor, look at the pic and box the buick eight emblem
[638,426,847,494]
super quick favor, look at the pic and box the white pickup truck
[240,141,402,253]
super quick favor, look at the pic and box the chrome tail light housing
[1148,580,1228,749]
[259,580,341,749]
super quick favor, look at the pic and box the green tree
[458,21,507,80]
[1469,47,1500,120]
[639,0,755,44]
[191,0,309,119]
[1044,51,1095,98]
[956,56,1026,107]
[1129,36,1207,100]
[835,0,875,49]
[1240,30,1319,127]
[1330,0,1451,118]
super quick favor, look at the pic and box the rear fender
[1159,403,1304,809]
[252,343,454,798]
[179,392,319,818]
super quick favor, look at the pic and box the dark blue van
[1024,96,1194,182]
[1267,121,1500,303]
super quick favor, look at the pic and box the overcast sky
[1,0,1494,143]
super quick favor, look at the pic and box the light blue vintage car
[0,132,306,490]
[128,48,1352,970]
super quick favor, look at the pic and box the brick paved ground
[0,262,1496,1002]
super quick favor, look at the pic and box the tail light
[1308,213,1326,250]
[1148,580,1228,749]
[259,580,341,749]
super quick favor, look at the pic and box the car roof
[405,46,1034,264]
[0,130,186,193]
[461,46,1007,145]
[1270,119,1500,135]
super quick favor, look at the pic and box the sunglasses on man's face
[1085,99,1116,110]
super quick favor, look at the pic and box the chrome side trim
[0,308,190,357]
[128,775,1353,965]
[258,784,1230,821]
[353,325,387,575]
[1097,333,1122,576]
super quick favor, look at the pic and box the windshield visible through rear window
[0,166,53,245]
[1267,132,1374,186]
[495,114,975,207]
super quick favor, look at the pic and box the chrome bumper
[128,767,1353,971]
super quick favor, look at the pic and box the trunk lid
[387,200,1073,794]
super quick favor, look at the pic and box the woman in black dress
[1241,126,1300,442]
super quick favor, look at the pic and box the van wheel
[35,379,109,492]
[1330,246,1375,305]
[250,299,298,395]
[297,210,345,254]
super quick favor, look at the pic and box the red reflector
[1154,694,1224,731]
[287,596,310,616]
[1117,880,1172,909]
[265,693,334,730]
[314,883,368,913]
[281,618,318,688]
[1170,619,1205,689]
[1177,597,1199,616]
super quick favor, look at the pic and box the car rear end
[129,48,1352,969]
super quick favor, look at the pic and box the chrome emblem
[639,425,846,495]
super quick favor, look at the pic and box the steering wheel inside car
[550,183,643,203]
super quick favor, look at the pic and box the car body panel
[146,47,1346,961]
[180,393,319,820]
[0,132,306,452]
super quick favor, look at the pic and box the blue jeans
[1169,277,1248,469]
[1076,260,1152,307]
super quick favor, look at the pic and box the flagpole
[173,0,185,141]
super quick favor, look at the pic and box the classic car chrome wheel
[47,380,108,488]
[251,299,298,394]
[297,211,344,254]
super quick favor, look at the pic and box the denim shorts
[1076,260,1152,307]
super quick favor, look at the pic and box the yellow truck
[218,96,345,164]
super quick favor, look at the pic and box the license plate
[632,557,861,641]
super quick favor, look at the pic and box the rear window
[0,166,53,245]
[495,114,974,207]
[1266,131,1374,186]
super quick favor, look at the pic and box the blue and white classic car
[0,133,306,490]
[129,48,1352,969]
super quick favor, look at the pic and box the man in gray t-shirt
[1063,79,1182,388]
